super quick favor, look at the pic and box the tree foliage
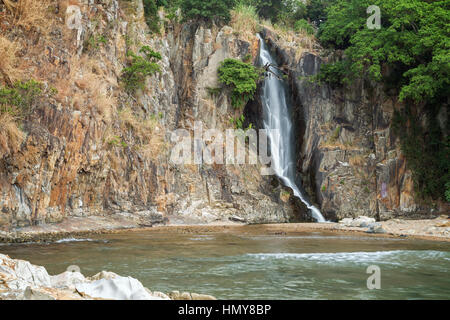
[318,0,449,104]
[218,58,260,109]
[294,18,315,35]
[238,0,307,25]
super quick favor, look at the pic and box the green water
[1,229,449,300]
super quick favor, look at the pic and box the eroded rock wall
[0,0,294,230]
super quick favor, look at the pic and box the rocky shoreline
[0,253,216,300]
[1,215,449,244]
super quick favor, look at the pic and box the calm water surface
[1,229,449,300]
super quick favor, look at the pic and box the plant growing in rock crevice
[121,46,162,94]
[218,58,260,109]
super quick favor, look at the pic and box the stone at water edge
[339,216,376,228]
[50,271,86,290]
[75,276,166,300]
[169,290,217,300]
[366,223,387,234]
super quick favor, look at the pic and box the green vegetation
[121,46,162,93]
[86,35,107,51]
[237,0,323,29]
[446,181,450,202]
[329,126,341,143]
[218,58,260,109]
[0,79,44,157]
[180,0,236,23]
[318,0,449,104]
[144,0,320,32]
[229,114,253,130]
[315,61,348,88]
[294,19,315,35]
[0,80,43,117]
[109,136,128,148]
[206,87,222,98]
[315,0,449,202]
[393,107,449,201]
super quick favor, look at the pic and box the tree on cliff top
[180,0,236,23]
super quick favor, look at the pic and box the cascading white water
[258,35,326,223]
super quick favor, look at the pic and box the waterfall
[257,34,326,223]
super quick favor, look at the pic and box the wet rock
[24,287,56,300]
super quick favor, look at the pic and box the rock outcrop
[0,253,215,300]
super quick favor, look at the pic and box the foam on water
[54,238,96,244]
[247,250,450,265]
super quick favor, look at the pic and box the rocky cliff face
[0,0,296,231]
[1,1,443,231]
[260,28,448,221]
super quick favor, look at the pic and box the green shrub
[229,114,253,131]
[0,79,43,117]
[294,19,314,35]
[121,46,162,93]
[86,35,107,51]
[392,107,450,201]
[206,87,221,98]
[229,114,245,129]
[316,61,348,88]
[180,0,236,23]
[218,58,260,109]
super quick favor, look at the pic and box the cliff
[0,0,296,231]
